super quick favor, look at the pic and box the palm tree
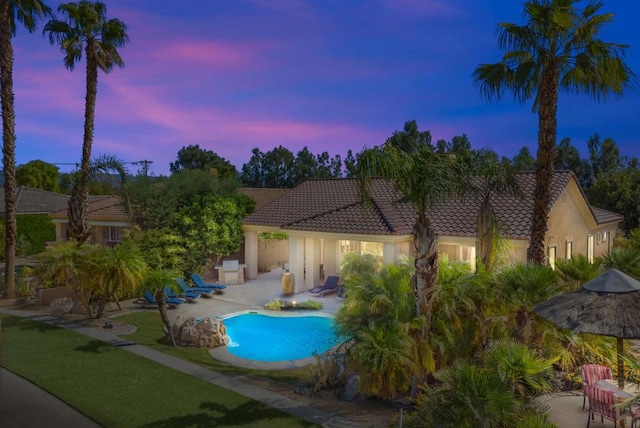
[335,256,421,398]
[555,254,602,289]
[44,1,128,244]
[35,241,98,313]
[355,141,470,341]
[0,0,51,299]
[602,247,640,280]
[492,263,561,345]
[141,269,179,346]
[474,0,636,265]
[464,149,521,271]
[93,240,147,319]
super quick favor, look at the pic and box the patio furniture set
[581,364,640,427]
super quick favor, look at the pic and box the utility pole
[137,160,153,177]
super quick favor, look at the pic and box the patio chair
[581,364,613,410]
[307,275,341,297]
[190,273,227,292]
[164,286,200,303]
[584,384,632,428]
[137,290,185,308]
[176,278,215,297]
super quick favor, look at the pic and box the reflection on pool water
[223,312,343,362]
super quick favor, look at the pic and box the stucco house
[50,195,132,246]
[242,171,622,293]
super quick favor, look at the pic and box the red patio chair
[584,384,632,427]
[581,364,613,410]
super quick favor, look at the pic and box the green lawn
[0,315,316,428]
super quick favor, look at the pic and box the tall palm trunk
[156,292,177,346]
[527,64,559,265]
[477,198,495,270]
[69,42,98,244]
[0,0,17,299]
[413,215,438,332]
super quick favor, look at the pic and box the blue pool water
[224,313,342,362]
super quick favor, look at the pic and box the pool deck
[164,267,344,370]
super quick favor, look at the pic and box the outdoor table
[595,379,634,400]
[594,379,635,427]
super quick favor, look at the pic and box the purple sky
[11,0,640,176]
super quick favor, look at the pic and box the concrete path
[0,367,101,428]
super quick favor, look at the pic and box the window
[108,226,123,242]
[339,240,383,268]
[548,246,557,270]
[587,235,595,263]
[602,231,608,243]
[561,191,567,204]
[565,241,572,260]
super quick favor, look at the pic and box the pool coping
[209,309,337,370]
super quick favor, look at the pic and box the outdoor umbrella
[534,268,640,389]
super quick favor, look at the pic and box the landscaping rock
[343,375,361,402]
[50,297,73,314]
[171,315,230,348]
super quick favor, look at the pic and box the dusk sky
[11,0,640,177]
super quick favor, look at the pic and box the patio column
[244,230,258,280]
[323,239,338,277]
[305,238,321,289]
[289,235,305,293]
[383,242,396,265]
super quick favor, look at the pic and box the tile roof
[243,171,622,239]
[239,188,289,211]
[0,186,69,215]
[50,195,130,221]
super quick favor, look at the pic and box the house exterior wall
[545,182,618,263]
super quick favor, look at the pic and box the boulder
[343,375,361,402]
[50,297,73,314]
[171,315,230,348]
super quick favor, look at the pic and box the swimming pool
[223,312,343,362]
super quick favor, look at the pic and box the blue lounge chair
[307,275,341,297]
[164,286,200,303]
[140,290,185,308]
[176,278,215,297]
[190,273,227,292]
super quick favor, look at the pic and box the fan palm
[0,0,51,299]
[44,1,128,243]
[492,263,560,344]
[555,254,602,289]
[474,0,636,265]
[602,246,640,279]
[93,240,147,319]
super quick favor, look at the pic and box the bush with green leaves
[404,339,555,428]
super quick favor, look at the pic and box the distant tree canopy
[16,160,60,192]
[170,144,238,178]
[241,145,343,188]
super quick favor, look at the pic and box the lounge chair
[307,275,341,297]
[190,273,227,292]
[176,278,215,297]
[164,286,200,303]
[133,290,185,309]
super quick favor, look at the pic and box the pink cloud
[150,40,270,70]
